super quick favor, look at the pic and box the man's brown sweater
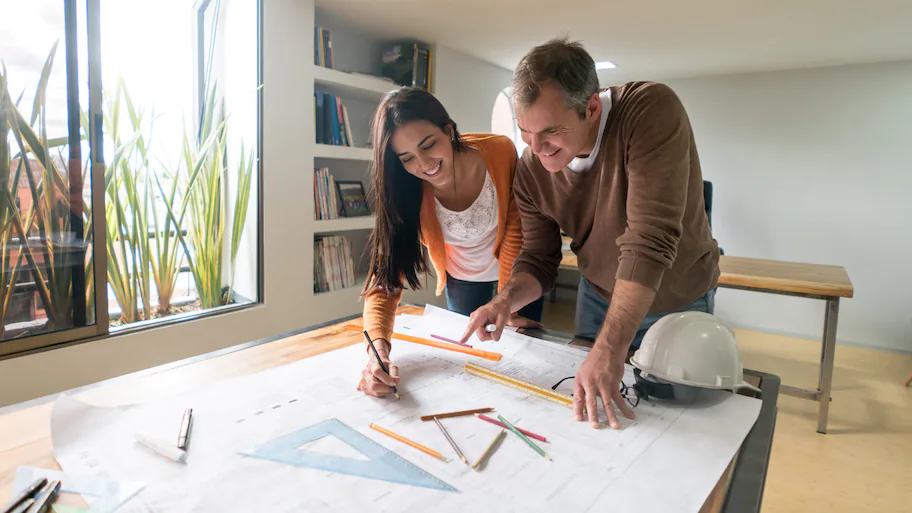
[512,81,720,314]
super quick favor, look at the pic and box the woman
[358,87,545,397]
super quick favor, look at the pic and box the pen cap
[135,431,188,463]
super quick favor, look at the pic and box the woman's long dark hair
[363,87,466,294]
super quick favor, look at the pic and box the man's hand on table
[573,340,636,429]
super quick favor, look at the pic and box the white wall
[431,45,513,134]
[659,60,912,353]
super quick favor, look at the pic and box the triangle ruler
[240,418,458,492]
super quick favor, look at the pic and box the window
[0,0,262,357]
[0,0,102,352]
[99,0,260,330]
[491,86,527,156]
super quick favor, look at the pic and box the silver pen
[177,408,193,450]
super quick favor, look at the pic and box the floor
[541,300,912,513]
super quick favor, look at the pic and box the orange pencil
[368,423,448,461]
[391,333,503,361]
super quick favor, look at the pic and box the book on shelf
[380,41,432,91]
[314,167,340,220]
[314,93,355,146]
[314,26,333,68]
[314,235,357,293]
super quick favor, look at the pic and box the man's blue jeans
[445,273,545,322]
[574,277,715,349]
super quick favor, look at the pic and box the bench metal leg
[816,298,839,434]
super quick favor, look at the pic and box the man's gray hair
[511,37,600,118]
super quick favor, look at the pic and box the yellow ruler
[464,362,573,408]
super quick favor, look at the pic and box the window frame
[0,0,109,358]
[0,0,265,360]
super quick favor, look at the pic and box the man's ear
[586,92,602,121]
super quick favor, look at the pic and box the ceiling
[315,0,912,82]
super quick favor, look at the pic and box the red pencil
[476,414,547,443]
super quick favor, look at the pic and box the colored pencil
[433,417,468,465]
[476,413,547,442]
[430,334,472,347]
[364,331,399,399]
[368,423,447,461]
[420,407,494,421]
[472,429,507,470]
[498,415,551,461]
[391,333,502,361]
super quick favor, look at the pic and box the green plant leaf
[30,40,58,127]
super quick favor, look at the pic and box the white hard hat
[630,311,755,391]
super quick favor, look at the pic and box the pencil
[368,423,447,461]
[476,413,548,442]
[391,333,503,361]
[433,417,468,465]
[472,429,506,470]
[498,415,551,461]
[430,334,472,347]
[363,331,399,399]
[420,407,494,421]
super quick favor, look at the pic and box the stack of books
[315,93,354,146]
[314,167,340,220]
[314,235,357,293]
[381,42,432,91]
[314,26,333,68]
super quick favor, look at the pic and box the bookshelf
[308,9,432,307]
[313,144,372,161]
[303,4,440,317]
[313,216,375,234]
[313,66,398,101]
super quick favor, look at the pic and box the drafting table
[0,306,778,512]
[555,236,850,434]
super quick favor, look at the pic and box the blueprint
[49,305,762,512]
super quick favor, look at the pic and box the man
[460,38,720,430]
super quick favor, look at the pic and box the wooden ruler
[464,362,573,408]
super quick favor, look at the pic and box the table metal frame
[718,284,838,434]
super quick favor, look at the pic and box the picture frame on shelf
[335,181,371,217]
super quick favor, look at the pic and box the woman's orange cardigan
[362,133,523,343]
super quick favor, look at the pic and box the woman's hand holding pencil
[358,335,401,398]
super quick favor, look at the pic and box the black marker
[0,477,46,513]
[27,479,61,513]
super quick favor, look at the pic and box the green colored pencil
[497,414,551,461]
